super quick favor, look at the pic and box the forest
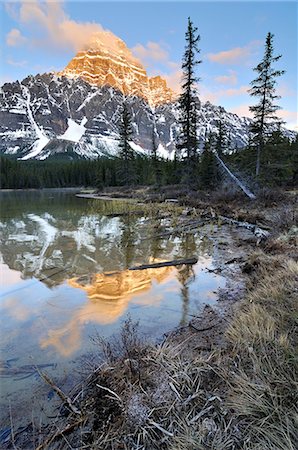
[0,133,297,190]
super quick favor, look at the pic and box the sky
[0,0,297,130]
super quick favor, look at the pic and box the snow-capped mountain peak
[0,35,296,161]
[60,35,175,107]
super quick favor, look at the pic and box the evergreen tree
[117,102,135,185]
[150,127,162,185]
[199,133,217,188]
[151,127,158,162]
[177,17,202,183]
[291,135,298,186]
[215,120,227,157]
[249,32,285,177]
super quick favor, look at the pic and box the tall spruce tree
[177,17,202,183]
[199,132,217,188]
[249,32,285,177]
[150,127,161,185]
[118,102,135,185]
[216,119,227,157]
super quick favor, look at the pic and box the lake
[0,189,226,429]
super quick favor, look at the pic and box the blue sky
[1,1,297,129]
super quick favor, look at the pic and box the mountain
[0,37,296,161]
[60,35,175,107]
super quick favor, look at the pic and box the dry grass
[226,256,298,450]
[5,195,298,449]
[7,252,296,450]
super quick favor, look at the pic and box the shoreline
[1,189,297,449]
[75,193,138,201]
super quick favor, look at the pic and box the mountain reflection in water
[0,190,225,362]
[0,190,228,430]
[41,262,175,356]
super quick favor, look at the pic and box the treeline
[227,132,298,187]
[178,133,298,189]
[1,132,296,190]
[0,155,178,189]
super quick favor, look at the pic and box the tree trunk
[256,142,261,177]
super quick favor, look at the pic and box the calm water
[0,189,225,428]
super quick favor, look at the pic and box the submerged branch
[35,369,81,416]
[129,257,198,271]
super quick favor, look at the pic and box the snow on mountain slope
[58,117,88,143]
[0,73,296,161]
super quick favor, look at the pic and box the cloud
[200,85,249,104]
[227,105,297,130]
[132,41,169,64]
[229,104,253,118]
[5,0,181,91]
[278,110,298,130]
[207,40,262,65]
[5,0,138,62]
[278,110,297,121]
[199,86,220,104]
[163,69,182,93]
[224,85,249,96]
[7,58,28,67]
[276,83,296,98]
[215,70,238,86]
[132,40,180,81]
[6,28,27,46]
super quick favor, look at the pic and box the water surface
[0,189,225,427]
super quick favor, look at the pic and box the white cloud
[207,40,262,65]
[214,70,238,86]
[5,0,135,59]
[163,69,182,93]
[7,58,28,67]
[6,28,27,47]
[200,85,249,104]
[132,41,169,64]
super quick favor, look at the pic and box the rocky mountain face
[0,38,295,161]
[60,35,175,107]
[0,73,179,160]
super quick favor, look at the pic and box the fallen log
[105,210,145,217]
[215,152,256,200]
[218,215,270,244]
[129,257,198,271]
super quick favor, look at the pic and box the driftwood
[129,257,198,271]
[105,210,145,218]
[218,215,270,243]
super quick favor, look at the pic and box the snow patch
[58,117,87,143]
[6,145,20,155]
[0,129,31,139]
[157,143,172,160]
[21,134,50,160]
[19,85,49,159]
[9,108,26,114]
[129,141,146,154]
[77,92,98,111]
